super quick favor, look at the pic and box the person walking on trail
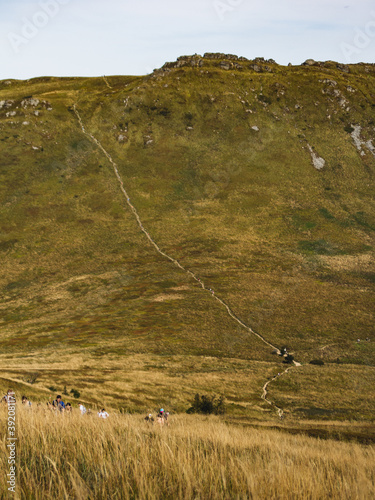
[52,395,66,412]
[79,404,87,415]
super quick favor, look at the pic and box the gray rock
[219,61,232,70]
[21,98,40,108]
[249,64,261,72]
[0,100,14,109]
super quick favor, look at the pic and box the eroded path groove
[73,104,300,417]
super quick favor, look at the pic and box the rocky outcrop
[0,100,15,109]
[204,53,238,60]
[303,59,317,66]
[161,55,204,70]
[302,59,350,73]
[21,97,40,108]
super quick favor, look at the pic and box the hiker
[21,396,32,407]
[98,408,109,419]
[52,395,66,412]
[5,389,16,403]
[65,403,72,413]
[156,408,164,425]
[145,413,154,424]
[164,411,170,426]
[157,408,169,426]
[79,404,87,415]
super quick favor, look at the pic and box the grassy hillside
[0,54,374,421]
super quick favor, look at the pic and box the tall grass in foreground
[1,407,374,499]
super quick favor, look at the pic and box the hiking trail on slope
[73,104,301,417]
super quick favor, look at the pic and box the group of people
[1,391,109,419]
[145,408,170,426]
[2,390,169,423]
[47,395,109,418]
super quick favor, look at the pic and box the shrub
[70,389,81,399]
[24,372,40,384]
[283,354,294,364]
[310,359,325,366]
[186,394,226,415]
[344,124,354,133]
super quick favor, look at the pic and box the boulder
[219,61,232,70]
[249,64,261,72]
[303,59,316,66]
[21,98,40,108]
[0,100,14,109]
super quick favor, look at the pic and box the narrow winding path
[102,76,112,89]
[73,104,300,417]
[261,366,295,418]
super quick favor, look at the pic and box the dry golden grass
[0,354,279,418]
[1,406,374,499]
[1,353,375,422]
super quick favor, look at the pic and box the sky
[1,0,375,79]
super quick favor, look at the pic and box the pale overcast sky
[1,0,374,79]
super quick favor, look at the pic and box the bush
[310,359,325,366]
[283,354,294,364]
[70,389,80,399]
[48,386,57,392]
[23,372,40,384]
[186,394,226,415]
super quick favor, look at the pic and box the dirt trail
[102,76,112,89]
[73,104,301,416]
[261,366,295,418]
